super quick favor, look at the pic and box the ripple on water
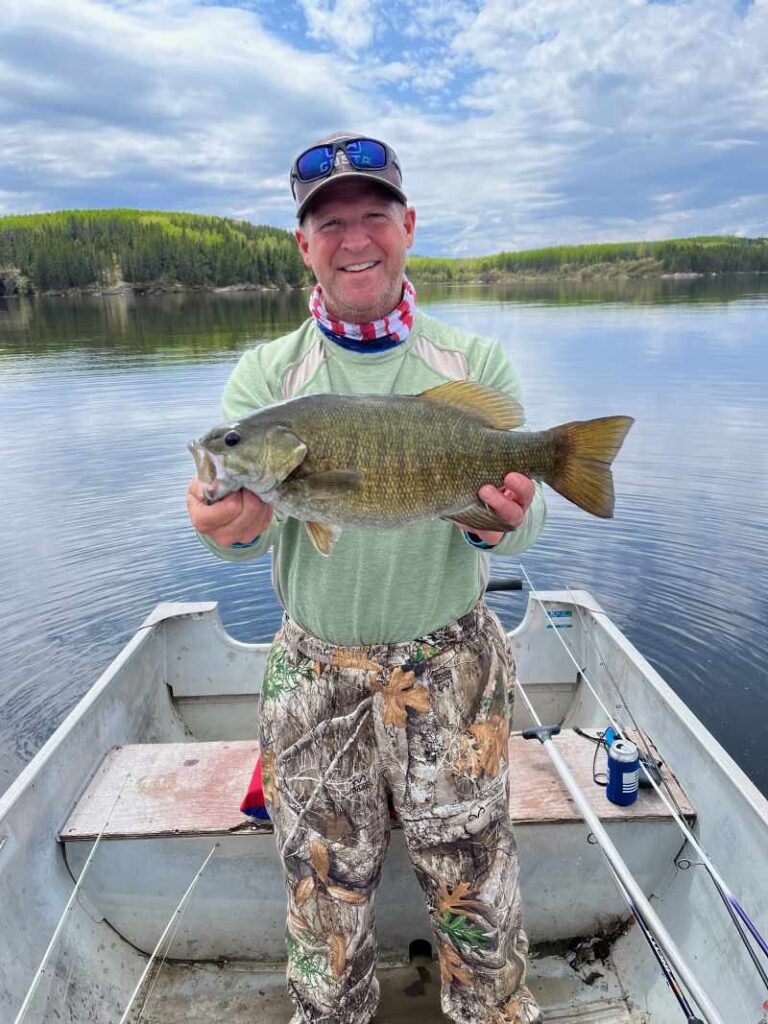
[2,282,767,798]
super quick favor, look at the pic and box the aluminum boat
[2,588,766,1023]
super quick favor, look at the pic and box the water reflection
[2,273,767,360]
[0,288,307,360]
[428,273,768,306]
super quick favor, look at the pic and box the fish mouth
[188,441,226,503]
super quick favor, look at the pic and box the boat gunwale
[0,617,161,825]
[512,587,768,826]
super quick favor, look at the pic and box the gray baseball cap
[290,131,407,220]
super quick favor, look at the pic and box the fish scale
[281,397,513,522]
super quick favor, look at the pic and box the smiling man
[295,176,415,326]
[187,132,546,1024]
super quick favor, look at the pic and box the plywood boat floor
[59,731,694,842]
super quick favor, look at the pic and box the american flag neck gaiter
[309,277,417,352]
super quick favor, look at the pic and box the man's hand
[456,472,536,546]
[187,476,274,547]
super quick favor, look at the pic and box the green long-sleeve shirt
[197,308,546,644]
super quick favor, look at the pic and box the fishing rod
[565,588,768,991]
[516,562,768,989]
[117,842,218,1024]
[13,776,132,1024]
[515,680,721,1024]
[485,578,524,591]
[604,859,704,1024]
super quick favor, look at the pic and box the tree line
[1,210,766,294]
[407,236,768,282]
[0,209,309,293]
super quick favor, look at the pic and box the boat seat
[60,731,694,842]
[57,732,695,959]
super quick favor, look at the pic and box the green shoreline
[1,209,767,297]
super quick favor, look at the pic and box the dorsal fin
[418,380,524,430]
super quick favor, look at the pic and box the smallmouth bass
[189,380,634,556]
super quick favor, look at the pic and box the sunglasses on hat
[290,137,400,193]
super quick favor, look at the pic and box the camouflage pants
[258,602,541,1024]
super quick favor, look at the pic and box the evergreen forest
[0,209,309,294]
[407,236,768,282]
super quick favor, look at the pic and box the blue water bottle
[606,738,640,806]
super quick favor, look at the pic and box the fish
[189,380,634,557]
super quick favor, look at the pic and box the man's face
[295,179,416,323]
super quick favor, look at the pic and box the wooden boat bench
[60,731,695,841]
[58,732,695,960]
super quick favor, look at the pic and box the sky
[1,0,767,256]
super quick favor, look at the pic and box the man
[187,132,546,1024]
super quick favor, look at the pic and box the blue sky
[1,0,766,256]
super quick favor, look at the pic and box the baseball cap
[290,131,407,221]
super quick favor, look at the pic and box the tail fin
[546,416,634,518]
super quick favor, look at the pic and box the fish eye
[224,430,241,447]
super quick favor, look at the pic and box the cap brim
[296,172,408,220]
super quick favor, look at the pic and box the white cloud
[702,138,760,150]
[0,0,376,218]
[297,0,376,53]
[0,0,766,254]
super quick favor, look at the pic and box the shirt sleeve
[194,345,284,562]
[466,337,547,557]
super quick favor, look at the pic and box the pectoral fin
[305,521,341,556]
[446,502,510,532]
[292,471,362,500]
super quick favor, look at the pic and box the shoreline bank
[3,268,765,300]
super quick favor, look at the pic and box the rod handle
[522,726,562,743]
[485,578,524,592]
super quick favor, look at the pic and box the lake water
[1,277,767,798]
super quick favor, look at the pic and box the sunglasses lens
[296,145,335,181]
[346,139,387,170]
